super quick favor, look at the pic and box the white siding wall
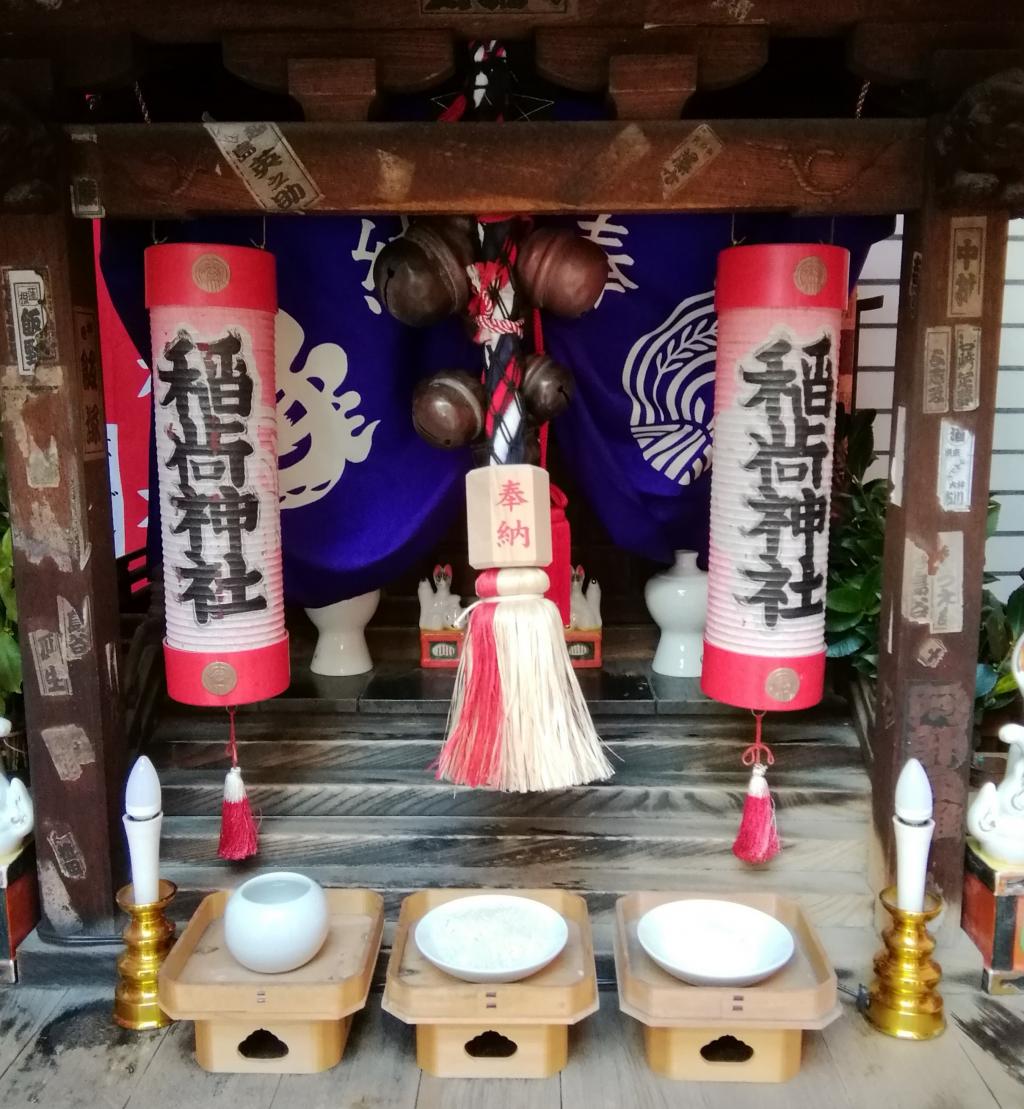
[854,218,1024,602]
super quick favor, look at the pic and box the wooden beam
[287,58,378,122]
[68,119,925,218]
[871,169,1008,929]
[0,1,1018,38]
[536,26,768,93]
[609,55,697,120]
[848,21,1024,85]
[223,30,454,94]
[0,211,127,938]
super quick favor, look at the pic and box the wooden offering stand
[158,889,383,1074]
[383,888,598,1079]
[614,891,840,1083]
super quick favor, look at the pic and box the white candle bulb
[895,759,933,824]
[125,756,162,820]
[893,758,935,913]
[123,756,163,905]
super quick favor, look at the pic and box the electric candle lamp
[123,756,163,905]
[893,758,935,914]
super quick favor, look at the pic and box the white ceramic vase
[224,872,330,974]
[644,550,708,678]
[306,590,380,676]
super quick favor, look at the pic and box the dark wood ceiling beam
[222,30,455,94]
[535,26,769,93]
[0,2,1018,39]
[68,118,925,218]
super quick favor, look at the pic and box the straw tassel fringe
[437,573,612,792]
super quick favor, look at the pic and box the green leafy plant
[975,500,1024,723]
[825,408,887,679]
[0,451,21,720]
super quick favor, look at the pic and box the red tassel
[218,707,259,861]
[732,712,780,866]
[546,485,572,626]
[436,603,503,788]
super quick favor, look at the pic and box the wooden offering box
[158,888,383,1074]
[383,888,599,1079]
[614,892,840,1083]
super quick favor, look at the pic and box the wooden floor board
[417,1072,560,1109]
[125,1021,281,1108]
[949,993,1024,1109]
[561,993,703,1109]
[0,987,168,1108]
[0,987,66,1080]
[272,1006,420,1109]
[694,1031,853,1109]
[3,986,1024,1107]
[822,996,1000,1109]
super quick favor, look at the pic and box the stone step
[160,769,869,820]
[16,919,986,993]
[152,710,859,744]
[159,863,876,931]
[152,662,856,719]
[160,814,868,873]
[150,735,865,782]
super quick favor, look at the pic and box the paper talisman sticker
[205,121,323,213]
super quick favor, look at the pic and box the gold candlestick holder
[113,879,177,1031]
[865,886,945,1041]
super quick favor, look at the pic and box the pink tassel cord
[435,602,504,788]
[218,706,259,861]
[732,711,781,865]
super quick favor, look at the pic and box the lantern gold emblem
[765,667,800,703]
[201,661,238,696]
[191,253,231,293]
[792,256,828,296]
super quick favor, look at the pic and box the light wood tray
[614,891,840,1030]
[159,888,384,1021]
[383,888,599,1026]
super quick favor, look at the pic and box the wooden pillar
[0,202,126,937]
[872,179,1008,924]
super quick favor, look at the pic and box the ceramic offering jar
[224,872,330,974]
[306,589,380,676]
[644,550,708,678]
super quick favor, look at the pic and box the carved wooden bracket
[0,87,58,214]
[223,30,454,95]
[934,68,1024,215]
[609,54,697,120]
[536,26,768,95]
[288,58,378,121]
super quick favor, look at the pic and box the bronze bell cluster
[374,217,608,454]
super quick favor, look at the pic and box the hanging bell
[374,221,471,327]
[515,227,609,318]
[521,353,575,422]
[412,369,486,449]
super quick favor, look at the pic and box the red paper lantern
[146,244,289,708]
[702,244,849,713]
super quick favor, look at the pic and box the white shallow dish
[414,894,569,983]
[637,899,795,987]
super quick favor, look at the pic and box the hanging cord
[740,710,774,768]
[854,80,871,120]
[225,705,239,769]
[133,80,152,125]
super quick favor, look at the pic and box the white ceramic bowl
[637,899,795,987]
[414,894,569,983]
[224,872,330,974]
